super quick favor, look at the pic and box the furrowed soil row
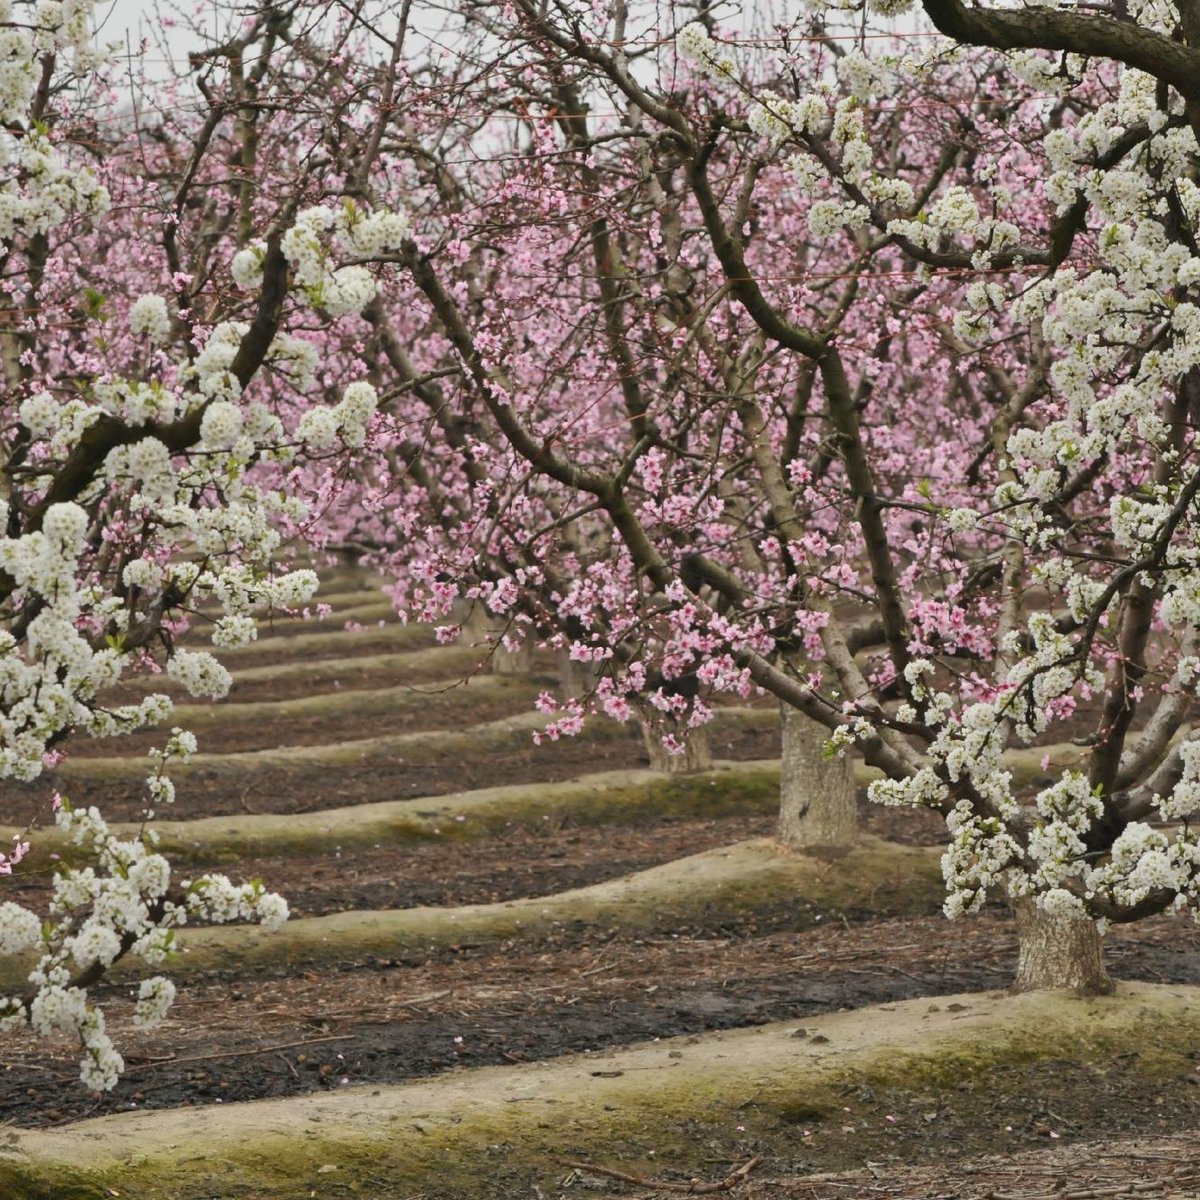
[2,566,1197,1195]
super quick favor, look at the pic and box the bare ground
[2,568,1198,1196]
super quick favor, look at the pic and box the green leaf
[83,288,109,320]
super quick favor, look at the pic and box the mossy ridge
[0,836,944,989]
[53,713,1079,788]
[55,706,779,781]
[8,762,781,867]
[98,673,541,737]
[157,760,784,861]
[3,983,1197,1200]
[57,707,559,779]
[113,640,493,697]
[202,605,420,660]
[20,737,1083,865]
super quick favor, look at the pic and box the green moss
[0,1168,108,1200]
[2,1089,744,1200]
[0,836,945,989]
[6,985,1199,1200]
[216,610,425,661]
[170,673,538,730]
[54,706,773,782]
[11,762,783,870]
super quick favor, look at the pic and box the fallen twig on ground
[563,1155,762,1193]
[122,1033,356,1073]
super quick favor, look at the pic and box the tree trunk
[456,602,492,646]
[1012,897,1114,995]
[777,705,856,849]
[492,639,533,675]
[557,650,598,700]
[457,604,531,675]
[641,721,712,774]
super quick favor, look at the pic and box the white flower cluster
[260,202,407,317]
[0,3,408,1098]
[296,380,379,450]
[165,649,233,699]
[676,22,736,80]
[1026,772,1105,893]
[868,626,1106,918]
[0,796,289,1089]
[199,398,244,449]
[714,57,917,223]
[808,197,870,237]
[133,976,176,1028]
[746,90,831,146]
[953,280,1009,340]
[92,378,181,427]
[1157,739,1200,821]
[190,320,248,403]
[1002,89,1200,539]
[230,241,267,289]
[0,902,42,956]
[270,333,320,390]
[869,0,915,14]
[0,502,177,780]
[0,127,109,241]
[129,294,171,343]
[1083,822,1200,915]
[336,198,409,256]
[211,613,257,648]
[184,875,290,932]
[680,20,1200,935]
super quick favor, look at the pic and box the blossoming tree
[0,1,408,1086]
[307,0,1200,995]
[10,0,1197,1100]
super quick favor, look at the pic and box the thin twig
[122,1033,355,1073]
[563,1155,762,1193]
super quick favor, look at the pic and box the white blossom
[129,294,171,342]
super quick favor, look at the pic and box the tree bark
[457,603,531,674]
[456,600,491,644]
[777,705,856,849]
[558,650,598,700]
[492,639,533,675]
[641,721,712,774]
[1012,897,1114,995]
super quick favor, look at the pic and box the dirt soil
[3,575,1199,1196]
[12,720,781,827]
[1,888,1197,1140]
[580,1131,1200,1198]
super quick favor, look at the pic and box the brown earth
[3,807,945,919]
[2,569,1198,1197]
[580,1131,1200,1199]
[13,718,780,827]
[3,906,1198,1138]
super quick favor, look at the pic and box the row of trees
[0,0,1198,1083]
[342,0,1200,993]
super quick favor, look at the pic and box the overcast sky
[94,0,220,72]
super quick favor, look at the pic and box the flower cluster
[676,22,736,80]
[296,380,379,450]
[249,201,410,317]
[1,794,288,1089]
[0,2,398,1091]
